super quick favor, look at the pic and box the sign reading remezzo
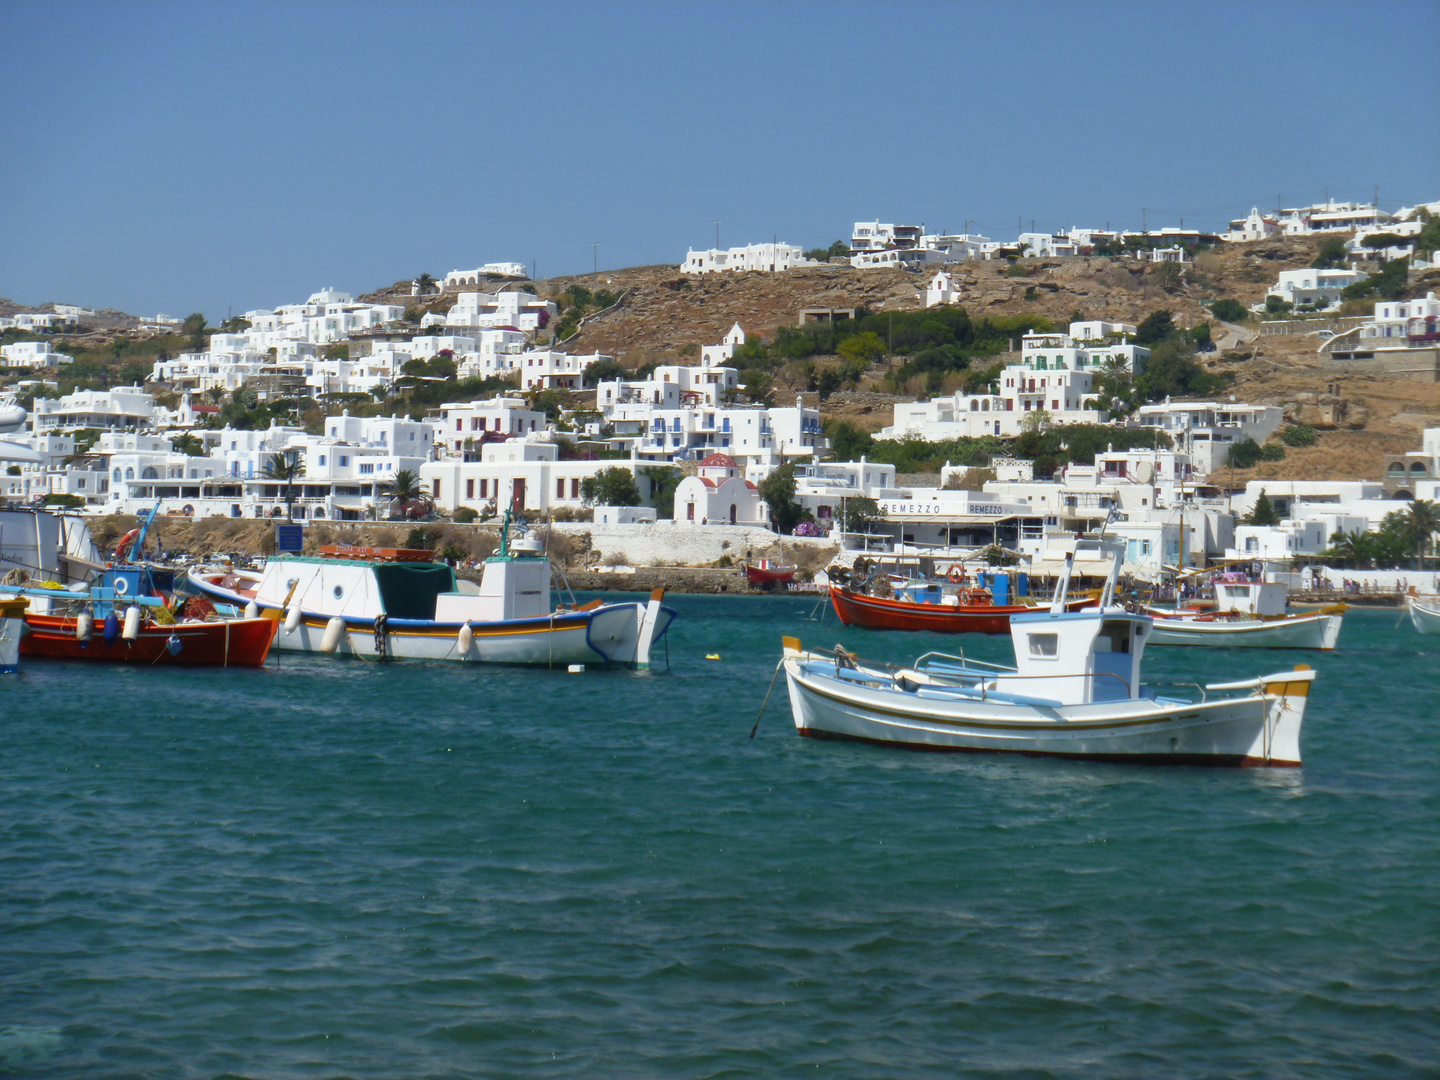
[878,500,1006,516]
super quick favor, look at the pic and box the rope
[373,614,389,660]
[750,655,788,738]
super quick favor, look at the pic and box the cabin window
[1027,633,1058,657]
[1224,585,1250,599]
[333,585,344,599]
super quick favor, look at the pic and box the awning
[1027,558,1161,581]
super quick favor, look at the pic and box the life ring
[114,576,130,595]
[946,564,967,584]
[115,529,141,561]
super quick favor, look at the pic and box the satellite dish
[1136,461,1155,484]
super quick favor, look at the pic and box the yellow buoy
[706,653,721,661]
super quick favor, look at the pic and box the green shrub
[454,507,478,524]
[1280,424,1317,447]
[1209,298,1248,322]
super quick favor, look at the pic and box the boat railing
[914,649,1013,674]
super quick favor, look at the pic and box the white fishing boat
[778,540,1316,767]
[180,512,675,668]
[1408,594,1440,634]
[1145,579,1343,650]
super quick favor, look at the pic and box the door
[512,478,526,511]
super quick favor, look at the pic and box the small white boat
[0,595,26,673]
[181,512,676,668]
[1408,594,1440,634]
[1146,579,1343,650]
[779,540,1316,767]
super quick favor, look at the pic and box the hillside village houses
[672,453,767,525]
[882,322,1150,440]
[441,263,529,287]
[1132,400,1284,476]
[1,341,72,368]
[1264,268,1365,310]
[680,242,811,275]
[1321,291,1440,364]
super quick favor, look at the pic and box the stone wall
[549,521,835,567]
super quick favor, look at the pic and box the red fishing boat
[745,560,796,586]
[829,584,1092,634]
[19,606,278,667]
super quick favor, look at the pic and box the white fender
[284,604,303,634]
[122,604,142,642]
[76,611,93,642]
[244,600,259,620]
[320,616,346,655]
[457,622,473,657]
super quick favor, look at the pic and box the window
[359,463,374,475]
[571,478,580,499]
[557,478,565,499]
[480,479,488,498]
[1027,633,1058,657]
[340,456,348,467]
[466,479,475,499]
[687,503,694,520]
[433,479,441,499]
[318,455,326,466]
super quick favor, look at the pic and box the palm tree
[170,432,204,457]
[260,452,305,522]
[415,273,437,296]
[1405,499,1439,568]
[378,468,435,520]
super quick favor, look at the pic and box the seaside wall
[549,521,835,567]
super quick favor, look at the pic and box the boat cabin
[1005,539,1150,704]
[1211,577,1287,617]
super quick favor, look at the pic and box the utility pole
[1143,208,1148,234]
[592,242,599,279]
[714,219,721,249]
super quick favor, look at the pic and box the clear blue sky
[3,0,1436,322]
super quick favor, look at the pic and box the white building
[882,324,1148,440]
[791,458,897,528]
[0,341,72,368]
[1223,208,1283,243]
[850,221,923,253]
[31,386,156,433]
[1069,321,1136,341]
[701,322,747,365]
[680,242,810,275]
[420,437,620,518]
[1266,268,1364,309]
[1132,400,1284,477]
[1322,291,1440,359]
[437,290,556,333]
[443,263,529,287]
[926,270,963,308]
[1019,233,1080,258]
[1281,200,1391,235]
[435,395,546,456]
[517,349,611,390]
[673,452,766,525]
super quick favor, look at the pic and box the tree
[378,468,435,519]
[260,452,306,522]
[416,272,437,294]
[1134,310,1175,345]
[1311,236,1349,269]
[1265,295,1294,316]
[804,240,850,261]
[1020,407,1052,435]
[824,420,874,462]
[640,466,682,518]
[1245,488,1280,526]
[182,312,208,351]
[1361,233,1406,251]
[1093,355,1136,416]
[169,432,205,456]
[579,466,641,507]
[1209,298,1248,323]
[833,496,882,534]
[1404,499,1439,567]
[757,464,809,533]
[582,359,628,387]
[837,331,884,363]
[1279,424,1317,447]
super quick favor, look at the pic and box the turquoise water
[3,600,1436,1078]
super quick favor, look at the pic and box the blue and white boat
[182,512,676,668]
[780,540,1316,766]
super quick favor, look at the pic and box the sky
[2,0,1437,321]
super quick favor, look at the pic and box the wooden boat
[744,560,796,586]
[1,596,26,673]
[781,541,1316,767]
[829,579,1089,635]
[1145,580,1342,650]
[1408,594,1440,634]
[18,601,277,667]
[182,511,675,667]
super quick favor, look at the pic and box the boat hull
[745,565,795,585]
[1408,597,1440,634]
[830,585,1053,635]
[185,571,675,667]
[1147,612,1342,650]
[18,613,277,667]
[784,657,1310,767]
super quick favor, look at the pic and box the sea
[2,598,1436,1079]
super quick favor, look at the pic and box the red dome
[699,452,738,468]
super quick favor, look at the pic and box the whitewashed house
[1222,208,1283,243]
[420,437,619,517]
[31,386,156,433]
[438,290,556,333]
[1131,400,1284,477]
[435,396,546,456]
[882,324,1149,440]
[1,341,72,368]
[681,242,810,274]
[1266,268,1363,309]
